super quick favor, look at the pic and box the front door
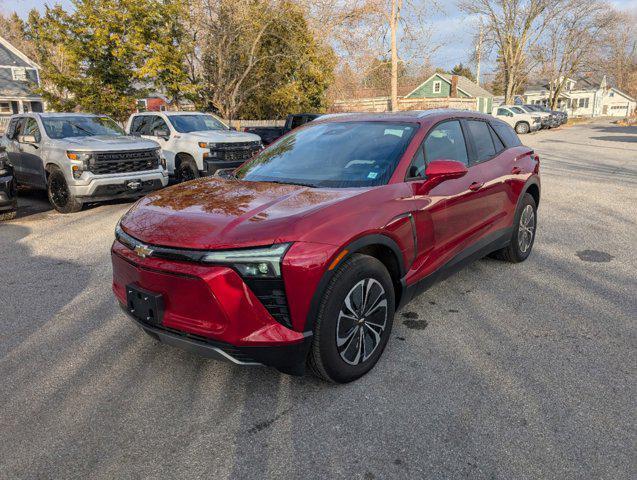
[17,117,46,188]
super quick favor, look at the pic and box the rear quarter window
[491,121,522,148]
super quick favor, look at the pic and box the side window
[22,118,41,142]
[130,116,145,134]
[497,108,512,117]
[489,124,505,153]
[6,118,20,139]
[149,116,169,135]
[467,120,496,163]
[406,145,426,179]
[290,116,305,129]
[491,122,522,148]
[423,120,469,166]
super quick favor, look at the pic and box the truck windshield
[41,116,125,139]
[235,121,417,188]
[167,114,227,133]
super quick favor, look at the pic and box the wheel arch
[520,177,541,208]
[303,233,406,333]
[175,152,196,170]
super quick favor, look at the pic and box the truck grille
[90,149,159,175]
[211,141,261,163]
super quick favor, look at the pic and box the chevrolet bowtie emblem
[134,244,154,259]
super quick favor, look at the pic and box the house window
[609,92,614,97]
[11,67,28,81]
[0,102,11,114]
[433,81,441,94]
[578,98,589,108]
[136,99,147,112]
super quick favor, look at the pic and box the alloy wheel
[179,164,196,182]
[336,278,388,365]
[518,204,535,253]
[50,175,69,208]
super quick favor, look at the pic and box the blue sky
[2,0,636,73]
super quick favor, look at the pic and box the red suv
[112,110,540,383]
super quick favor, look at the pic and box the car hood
[56,135,159,151]
[119,177,365,250]
[181,130,261,143]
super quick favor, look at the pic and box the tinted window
[236,121,417,188]
[290,116,306,129]
[22,118,41,142]
[6,118,21,139]
[492,122,522,148]
[167,114,227,133]
[130,116,151,135]
[489,124,505,152]
[497,108,513,117]
[41,116,125,139]
[467,120,496,162]
[423,120,468,165]
[149,116,168,135]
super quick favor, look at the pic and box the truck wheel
[515,122,530,134]
[177,156,200,182]
[47,167,83,214]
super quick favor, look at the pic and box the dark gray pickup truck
[243,113,321,145]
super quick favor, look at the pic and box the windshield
[41,116,125,139]
[167,114,227,133]
[236,121,417,188]
[511,107,526,114]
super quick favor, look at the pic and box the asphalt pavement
[0,120,635,479]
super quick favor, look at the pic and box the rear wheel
[308,254,395,383]
[491,193,537,263]
[47,167,83,213]
[176,156,200,182]
[515,122,530,134]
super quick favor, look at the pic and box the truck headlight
[198,142,217,149]
[67,151,93,178]
[201,243,291,278]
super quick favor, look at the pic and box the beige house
[524,76,635,118]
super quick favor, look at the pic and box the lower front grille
[244,278,292,329]
[90,149,159,174]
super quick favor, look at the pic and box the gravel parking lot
[1,120,635,479]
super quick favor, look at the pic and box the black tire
[308,254,395,383]
[47,167,83,214]
[491,193,537,263]
[0,210,16,221]
[515,122,530,134]
[176,156,200,182]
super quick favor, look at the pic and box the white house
[524,76,635,118]
[0,36,43,120]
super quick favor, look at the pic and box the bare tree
[461,0,563,104]
[535,0,619,109]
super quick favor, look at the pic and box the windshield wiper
[68,122,95,135]
[264,180,317,188]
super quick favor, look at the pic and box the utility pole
[475,21,483,86]
[390,0,402,112]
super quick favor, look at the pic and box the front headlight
[201,243,291,278]
[67,151,93,178]
[198,142,217,149]
[66,151,92,162]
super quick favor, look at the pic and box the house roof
[406,73,493,98]
[0,36,39,68]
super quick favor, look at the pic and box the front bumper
[69,171,168,200]
[123,307,311,375]
[111,240,312,374]
[202,159,245,176]
[0,174,17,212]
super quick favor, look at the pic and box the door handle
[469,182,484,191]
[511,167,522,174]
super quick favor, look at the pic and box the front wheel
[308,254,395,383]
[515,122,530,134]
[491,193,537,263]
[47,167,83,213]
[176,157,200,183]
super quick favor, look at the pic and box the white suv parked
[492,106,541,134]
[126,112,262,181]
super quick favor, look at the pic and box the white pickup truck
[126,111,262,181]
[492,106,542,134]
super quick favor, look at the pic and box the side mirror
[153,129,170,139]
[18,134,38,146]
[425,159,468,181]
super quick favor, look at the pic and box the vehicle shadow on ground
[589,135,636,143]
[12,187,52,220]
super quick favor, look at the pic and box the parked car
[1,113,168,213]
[527,104,567,125]
[112,110,540,382]
[516,104,555,129]
[492,106,542,134]
[0,145,17,221]
[126,112,262,181]
[243,113,321,145]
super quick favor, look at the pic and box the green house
[405,73,494,113]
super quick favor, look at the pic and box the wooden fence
[331,96,478,113]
